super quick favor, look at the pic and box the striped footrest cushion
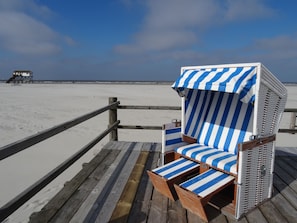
[152,157,199,180]
[179,169,234,198]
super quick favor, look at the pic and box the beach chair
[148,63,287,221]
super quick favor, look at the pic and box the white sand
[0,83,296,222]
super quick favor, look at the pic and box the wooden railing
[0,100,121,222]
[111,96,296,135]
[108,97,180,141]
[0,97,296,222]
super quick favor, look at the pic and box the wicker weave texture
[236,64,286,218]
[237,142,274,218]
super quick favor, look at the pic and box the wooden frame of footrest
[147,158,200,201]
[174,169,235,222]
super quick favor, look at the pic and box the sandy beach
[0,83,296,222]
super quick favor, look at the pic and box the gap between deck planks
[29,143,297,223]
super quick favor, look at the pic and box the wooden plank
[270,191,297,223]
[275,147,297,156]
[208,212,228,223]
[147,189,168,223]
[273,173,297,210]
[150,142,162,153]
[29,148,117,222]
[259,200,289,223]
[187,210,206,223]
[69,141,137,222]
[185,203,227,223]
[128,150,160,222]
[167,200,187,223]
[245,208,268,223]
[146,144,171,223]
[225,215,248,223]
[276,156,297,178]
[93,142,143,222]
[48,149,122,222]
[109,151,149,222]
[274,161,297,193]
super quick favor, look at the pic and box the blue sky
[0,0,296,82]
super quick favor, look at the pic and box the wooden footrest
[174,169,234,222]
[147,157,200,200]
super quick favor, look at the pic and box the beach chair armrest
[161,121,187,165]
[239,134,276,151]
[162,122,183,151]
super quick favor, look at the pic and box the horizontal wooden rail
[117,126,297,133]
[118,105,181,110]
[0,101,120,161]
[118,125,162,130]
[284,108,297,112]
[119,106,294,112]
[117,106,296,132]
[116,105,297,133]
[283,108,297,134]
[116,104,180,132]
[278,129,297,134]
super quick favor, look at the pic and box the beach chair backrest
[172,63,287,155]
[184,89,253,154]
[172,64,259,155]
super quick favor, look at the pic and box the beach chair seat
[175,144,237,175]
[174,168,235,222]
[172,89,253,177]
[147,157,200,200]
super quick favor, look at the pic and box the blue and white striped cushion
[179,169,234,198]
[184,90,253,155]
[175,144,237,174]
[152,157,199,180]
[164,127,183,146]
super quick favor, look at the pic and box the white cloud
[115,0,220,54]
[224,0,276,21]
[0,11,60,55]
[0,0,53,19]
[145,0,219,29]
[251,34,297,59]
[0,0,75,56]
[114,0,276,55]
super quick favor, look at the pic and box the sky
[0,0,296,82]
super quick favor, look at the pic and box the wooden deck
[29,141,297,223]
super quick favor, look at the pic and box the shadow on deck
[29,141,297,223]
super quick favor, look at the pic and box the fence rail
[0,101,120,161]
[115,101,297,135]
[0,97,296,222]
[0,99,120,222]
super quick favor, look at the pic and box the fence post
[290,112,297,134]
[109,97,118,141]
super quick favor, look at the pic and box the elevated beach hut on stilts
[6,70,33,83]
[148,63,287,221]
